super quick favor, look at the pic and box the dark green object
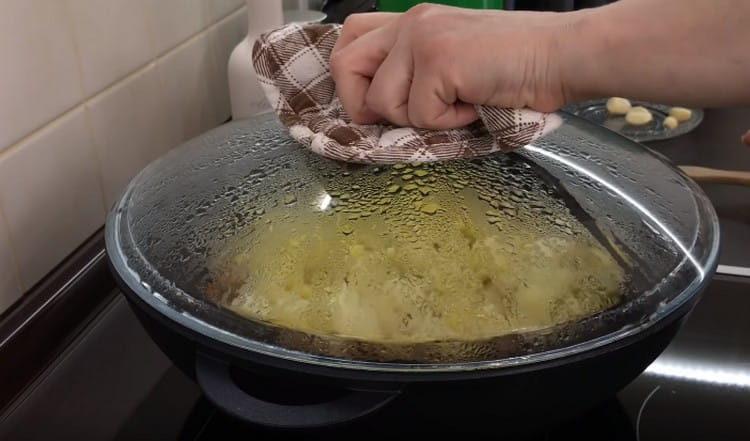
[377,0,504,12]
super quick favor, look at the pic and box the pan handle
[195,352,400,429]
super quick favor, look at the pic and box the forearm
[560,0,750,107]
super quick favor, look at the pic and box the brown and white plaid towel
[252,23,561,164]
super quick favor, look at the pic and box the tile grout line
[61,0,109,221]
[60,0,88,115]
[80,100,112,220]
[152,5,247,60]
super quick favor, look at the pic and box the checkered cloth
[252,23,561,164]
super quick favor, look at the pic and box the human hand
[330,4,583,129]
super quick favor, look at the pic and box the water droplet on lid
[419,202,440,214]
[341,224,354,235]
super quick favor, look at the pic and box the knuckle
[403,3,446,34]
[405,2,438,21]
[342,13,366,29]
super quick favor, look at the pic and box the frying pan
[106,113,719,430]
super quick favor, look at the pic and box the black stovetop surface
[2,108,750,440]
[2,275,748,441]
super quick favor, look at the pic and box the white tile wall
[0,214,22,312]
[0,0,84,152]
[87,64,181,208]
[157,33,225,141]
[0,1,251,312]
[0,108,105,290]
[208,8,249,126]
[149,0,208,57]
[205,0,246,23]
[66,0,157,96]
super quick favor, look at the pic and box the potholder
[252,23,561,164]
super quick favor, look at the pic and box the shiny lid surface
[106,112,719,371]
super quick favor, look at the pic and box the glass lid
[106,112,719,371]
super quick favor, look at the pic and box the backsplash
[0,0,250,312]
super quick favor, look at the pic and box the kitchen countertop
[647,107,750,269]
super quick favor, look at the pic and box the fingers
[407,65,478,129]
[365,39,413,126]
[331,10,480,129]
[330,22,398,124]
[333,13,399,55]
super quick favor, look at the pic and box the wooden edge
[679,165,750,186]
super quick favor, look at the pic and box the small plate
[563,99,704,142]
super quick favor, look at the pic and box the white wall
[0,0,249,312]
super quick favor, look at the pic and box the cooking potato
[217,184,624,343]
